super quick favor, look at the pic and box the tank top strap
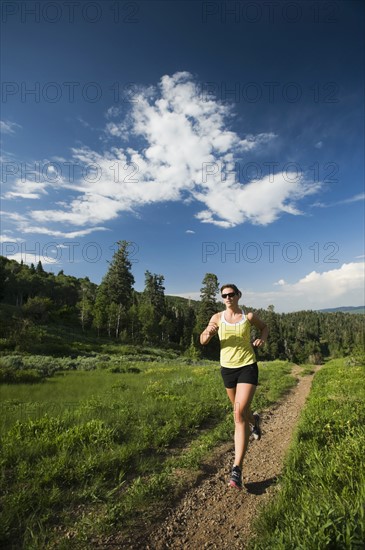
[221,310,245,325]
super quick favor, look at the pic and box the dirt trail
[118,365,320,550]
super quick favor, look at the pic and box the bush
[0,338,12,352]
[345,346,365,367]
[308,352,323,365]
[108,365,126,373]
[22,297,53,322]
[0,368,44,384]
[0,356,24,369]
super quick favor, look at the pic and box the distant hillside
[319,306,365,314]
[165,295,225,313]
[167,298,365,315]
[165,295,200,312]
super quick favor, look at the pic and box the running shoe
[229,465,242,490]
[252,412,261,440]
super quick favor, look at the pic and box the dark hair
[220,283,242,298]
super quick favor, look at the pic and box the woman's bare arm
[200,313,220,345]
[247,312,269,347]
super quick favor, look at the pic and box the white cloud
[340,193,365,204]
[312,193,365,208]
[274,279,286,286]
[105,122,125,137]
[289,262,364,298]
[6,72,322,236]
[0,234,22,244]
[18,225,109,239]
[170,263,365,312]
[106,106,122,119]
[0,120,22,135]
[3,252,61,267]
[242,262,365,312]
[186,229,195,234]
[314,141,323,149]
[194,171,319,227]
[3,178,48,199]
[0,210,108,238]
[77,116,93,130]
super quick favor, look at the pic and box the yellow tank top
[218,311,256,368]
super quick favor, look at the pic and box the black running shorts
[220,363,258,388]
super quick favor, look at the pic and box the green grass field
[251,358,365,549]
[0,355,295,548]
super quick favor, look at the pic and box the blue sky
[1,0,364,312]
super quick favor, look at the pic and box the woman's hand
[252,338,266,347]
[200,319,219,345]
[206,322,218,336]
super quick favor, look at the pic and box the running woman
[200,283,268,490]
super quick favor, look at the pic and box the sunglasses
[221,292,237,299]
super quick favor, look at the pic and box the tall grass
[0,357,295,548]
[251,358,365,549]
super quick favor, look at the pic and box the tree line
[0,242,363,363]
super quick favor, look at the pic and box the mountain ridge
[318,306,365,314]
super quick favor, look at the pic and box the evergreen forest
[0,241,363,364]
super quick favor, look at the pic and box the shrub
[0,368,44,384]
[109,365,126,373]
[0,356,24,369]
[22,297,53,323]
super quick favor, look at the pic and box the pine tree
[97,241,135,338]
[265,304,283,359]
[139,271,166,344]
[196,273,219,332]
[36,260,45,274]
[104,241,135,305]
[195,273,220,359]
[143,271,166,312]
[0,257,5,301]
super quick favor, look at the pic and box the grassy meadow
[2,348,363,549]
[0,351,295,549]
[251,357,365,549]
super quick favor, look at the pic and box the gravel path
[106,365,319,549]
[144,365,319,550]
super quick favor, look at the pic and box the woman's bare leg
[226,383,257,468]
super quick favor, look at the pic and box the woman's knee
[233,403,251,422]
